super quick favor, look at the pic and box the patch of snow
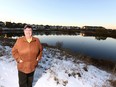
[0,45,115,87]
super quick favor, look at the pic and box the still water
[34,35,116,61]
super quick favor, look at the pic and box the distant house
[50,26,57,29]
[0,21,5,27]
[57,26,80,30]
[69,26,80,30]
[31,24,45,30]
[37,25,45,29]
[82,26,106,30]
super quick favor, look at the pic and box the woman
[12,25,43,87]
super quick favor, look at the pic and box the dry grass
[44,44,116,73]
[109,80,116,87]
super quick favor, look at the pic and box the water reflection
[0,31,116,61]
[0,30,80,37]
[95,36,107,40]
[34,35,116,61]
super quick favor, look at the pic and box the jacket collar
[22,36,36,42]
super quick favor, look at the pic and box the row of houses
[0,21,106,30]
[0,21,80,30]
[82,26,106,30]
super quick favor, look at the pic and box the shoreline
[0,37,116,73]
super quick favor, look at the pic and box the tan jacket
[12,36,42,73]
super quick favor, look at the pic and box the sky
[0,0,116,29]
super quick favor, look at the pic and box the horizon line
[0,20,116,30]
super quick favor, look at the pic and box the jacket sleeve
[37,39,43,61]
[12,39,21,63]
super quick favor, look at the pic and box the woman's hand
[18,59,23,63]
[36,58,39,61]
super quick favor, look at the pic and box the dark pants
[18,71,34,87]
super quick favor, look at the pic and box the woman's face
[24,28,32,37]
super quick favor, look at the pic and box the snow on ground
[0,45,115,87]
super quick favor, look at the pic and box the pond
[34,34,116,62]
